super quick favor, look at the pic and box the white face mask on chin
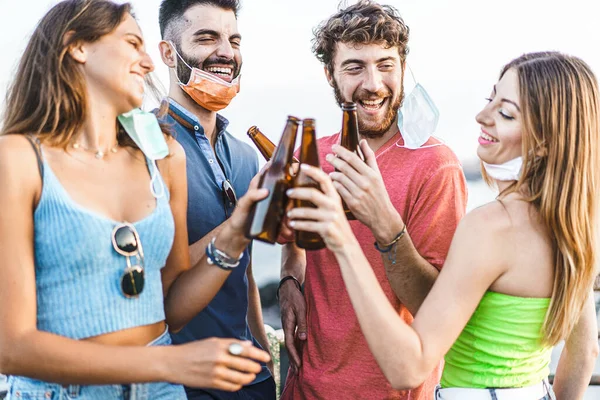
[482,156,523,181]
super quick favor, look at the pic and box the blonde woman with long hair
[286,51,599,399]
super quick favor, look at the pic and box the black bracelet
[374,224,407,253]
[276,275,302,300]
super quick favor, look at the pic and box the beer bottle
[294,119,326,250]
[247,126,299,163]
[245,117,300,243]
[339,102,364,220]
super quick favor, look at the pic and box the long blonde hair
[500,52,600,346]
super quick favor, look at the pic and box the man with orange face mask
[157,1,276,399]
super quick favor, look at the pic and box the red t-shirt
[282,131,468,400]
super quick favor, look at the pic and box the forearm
[335,242,429,389]
[382,231,440,315]
[165,225,249,331]
[553,291,599,399]
[553,344,597,399]
[281,242,306,283]
[373,213,439,315]
[189,223,227,267]
[0,330,169,385]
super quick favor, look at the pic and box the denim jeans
[6,328,186,400]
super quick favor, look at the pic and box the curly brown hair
[312,0,410,75]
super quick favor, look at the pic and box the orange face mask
[170,42,241,112]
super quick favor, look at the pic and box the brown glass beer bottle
[339,102,364,220]
[247,126,276,161]
[294,119,326,250]
[247,126,299,163]
[245,117,300,243]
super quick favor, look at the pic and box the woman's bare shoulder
[0,134,43,176]
[0,134,43,201]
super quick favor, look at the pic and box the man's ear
[159,40,177,68]
[64,31,86,64]
[324,66,335,88]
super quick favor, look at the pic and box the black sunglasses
[222,179,238,218]
[111,222,145,298]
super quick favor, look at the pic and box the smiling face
[77,13,154,114]
[476,68,523,165]
[326,42,404,138]
[72,14,154,113]
[173,4,241,84]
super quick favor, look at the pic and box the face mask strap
[405,62,418,91]
[167,41,194,86]
[395,136,445,150]
[149,160,165,199]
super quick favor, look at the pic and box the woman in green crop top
[285,51,599,399]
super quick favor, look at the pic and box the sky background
[1,0,600,284]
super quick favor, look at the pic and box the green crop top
[441,291,552,388]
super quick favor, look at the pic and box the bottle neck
[271,120,299,168]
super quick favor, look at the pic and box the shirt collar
[167,98,230,138]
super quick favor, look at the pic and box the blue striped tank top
[32,144,174,339]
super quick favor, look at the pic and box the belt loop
[122,384,131,400]
[488,389,498,400]
[67,384,80,398]
[129,382,149,400]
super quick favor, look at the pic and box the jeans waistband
[8,325,176,399]
[146,325,170,347]
[435,380,555,400]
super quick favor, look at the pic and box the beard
[174,46,241,84]
[332,78,403,139]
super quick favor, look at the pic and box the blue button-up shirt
[161,99,270,386]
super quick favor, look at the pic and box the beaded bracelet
[374,224,407,253]
[206,237,242,270]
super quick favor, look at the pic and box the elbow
[389,374,425,391]
[579,335,599,366]
[165,315,185,334]
[565,335,600,370]
[386,367,426,391]
[163,296,190,334]
[169,326,183,335]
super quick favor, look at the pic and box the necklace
[72,142,119,159]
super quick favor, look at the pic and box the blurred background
[1,0,599,397]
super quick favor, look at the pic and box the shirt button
[194,125,200,131]
[209,159,214,164]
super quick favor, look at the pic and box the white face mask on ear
[482,156,523,181]
[397,65,441,150]
[118,109,168,198]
